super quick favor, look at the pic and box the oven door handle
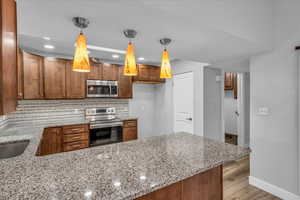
[90,122,123,129]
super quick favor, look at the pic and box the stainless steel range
[85,107,123,147]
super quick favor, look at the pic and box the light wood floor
[223,156,281,200]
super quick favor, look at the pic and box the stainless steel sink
[0,140,29,159]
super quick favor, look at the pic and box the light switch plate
[257,107,270,116]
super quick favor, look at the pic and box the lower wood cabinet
[37,127,62,156]
[123,120,138,141]
[136,166,223,200]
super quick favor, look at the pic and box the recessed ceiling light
[43,36,51,40]
[138,57,145,61]
[87,45,126,54]
[112,54,119,59]
[44,44,55,49]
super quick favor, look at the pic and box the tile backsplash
[6,99,129,127]
[0,115,8,129]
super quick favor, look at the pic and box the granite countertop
[0,120,250,200]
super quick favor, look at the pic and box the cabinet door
[44,58,66,99]
[17,49,23,99]
[87,61,103,80]
[23,52,44,99]
[224,72,234,90]
[123,127,137,141]
[39,127,62,156]
[136,64,150,81]
[66,61,86,98]
[118,65,132,98]
[102,63,118,80]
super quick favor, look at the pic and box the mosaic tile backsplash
[6,99,129,127]
[0,115,8,129]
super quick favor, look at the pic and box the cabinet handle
[71,128,81,132]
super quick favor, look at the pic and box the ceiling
[17,0,274,65]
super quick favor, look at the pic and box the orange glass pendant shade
[123,42,137,76]
[73,33,90,72]
[160,49,172,78]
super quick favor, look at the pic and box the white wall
[224,90,238,134]
[129,84,158,138]
[249,0,300,197]
[203,67,223,141]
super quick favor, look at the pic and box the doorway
[223,72,250,147]
[173,72,194,134]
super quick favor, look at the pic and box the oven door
[87,84,111,97]
[89,126,122,147]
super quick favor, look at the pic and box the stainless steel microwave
[86,80,118,98]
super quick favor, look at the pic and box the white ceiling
[17,0,274,65]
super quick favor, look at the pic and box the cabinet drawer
[63,140,89,152]
[63,132,89,143]
[123,127,137,141]
[63,124,88,135]
[123,120,137,128]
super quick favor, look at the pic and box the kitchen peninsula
[0,124,250,200]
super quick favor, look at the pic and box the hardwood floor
[223,156,281,200]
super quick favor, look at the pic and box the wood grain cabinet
[44,58,67,99]
[102,63,118,81]
[136,166,223,200]
[123,119,138,141]
[62,124,89,152]
[133,65,165,84]
[66,60,86,98]
[118,65,132,98]
[224,72,238,99]
[22,51,44,99]
[87,61,103,80]
[0,0,17,115]
[38,127,62,156]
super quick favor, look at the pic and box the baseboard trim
[249,176,299,200]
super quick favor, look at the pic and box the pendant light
[159,38,172,79]
[123,29,137,76]
[72,17,90,72]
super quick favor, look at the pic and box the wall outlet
[257,107,270,116]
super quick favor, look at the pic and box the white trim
[249,176,300,200]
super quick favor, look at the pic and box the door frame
[221,72,248,147]
[173,71,194,134]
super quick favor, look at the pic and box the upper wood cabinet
[118,65,132,98]
[44,58,67,99]
[22,51,44,99]
[66,61,86,98]
[0,0,17,115]
[102,63,118,81]
[224,72,234,90]
[133,64,165,83]
[87,61,103,80]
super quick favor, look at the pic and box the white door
[173,72,194,134]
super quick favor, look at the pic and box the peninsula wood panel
[38,127,62,156]
[0,0,17,114]
[123,119,137,141]
[17,49,23,99]
[118,65,132,98]
[102,63,118,80]
[44,58,66,99]
[66,61,86,98]
[22,51,44,99]
[136,166,222,200]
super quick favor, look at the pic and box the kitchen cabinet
[66,60,86,98]
[38,127,62,156]
[22,51,44,99]
[87,61,103,80]
[0,0,17,115]
[136,166,222,200]
[102,63,118,81]
[44,58,67,99]
[224,72,234,90]
[118,65,132,98]
[123,120,137,141]
[233,73,238,99]
[133,64,165,84]
[62,124,89,152]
